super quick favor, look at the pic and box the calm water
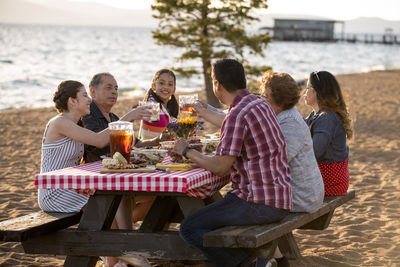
[1,23,399,110]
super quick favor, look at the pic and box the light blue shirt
[278,107,324,213]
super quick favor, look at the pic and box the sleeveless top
[38,123,89,212]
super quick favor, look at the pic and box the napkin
[155,163,192,171]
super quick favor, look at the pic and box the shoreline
[1,69,400,266]
[1,68,399,112]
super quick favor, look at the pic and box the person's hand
[173,138,189,155]
[123,105,152,121]
[191,100,207,117]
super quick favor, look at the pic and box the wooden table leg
[63,193,122,267]
[176,196,207,218]
[139,196,178,232]
[277,232,301,260]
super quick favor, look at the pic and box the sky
[67,0,399,21]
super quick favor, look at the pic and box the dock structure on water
[261,18,400,45]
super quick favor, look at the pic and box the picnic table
[1,161,355,266]
[30,161,230,266]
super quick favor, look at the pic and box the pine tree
[151,0,271,107]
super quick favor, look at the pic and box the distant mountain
[345,17,400,34]
[255,14,400,34]
[0,0,157,27]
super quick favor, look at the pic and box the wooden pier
[261,19,400,45]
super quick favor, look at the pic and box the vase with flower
[163,117,204,162]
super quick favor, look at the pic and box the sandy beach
[0,69,399,266]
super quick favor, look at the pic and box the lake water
[1,23,399,110]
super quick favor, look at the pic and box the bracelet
[182,146,191,159]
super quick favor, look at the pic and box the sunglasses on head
[313,71,320,81]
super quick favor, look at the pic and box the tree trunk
[202,59,220,108]
[199,0,221,108]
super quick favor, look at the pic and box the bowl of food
[159,141,176,151]
[200,138,219,154]
[131,148,168,165]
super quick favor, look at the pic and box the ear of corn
[155,163,192,171]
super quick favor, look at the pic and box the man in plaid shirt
[174,59,292,267]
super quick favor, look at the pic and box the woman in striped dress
[38,80,151,212]
[304,71,353,196]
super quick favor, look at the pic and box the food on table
[102,152,148,169]
[131,158,147,166]
[159,141,175,150]
[201,139,219,154]
[131,148,168,165]
[102,158,119,168]
[113,152,128,165]
[160,139,203,163]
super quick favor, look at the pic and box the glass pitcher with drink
[179,94,198,116]
[108,121,134,163]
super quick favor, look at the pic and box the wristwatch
[182,146,191,159]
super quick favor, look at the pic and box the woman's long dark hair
[143,69,179,118]
[309,71,353,139]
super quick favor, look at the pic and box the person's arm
[173,138,235,176]
[120,105,152,122]
[192,101,226,128]
[206,104,226,114]
[279,117,303,163]
[311,115,334,160]
[52,117,110,148]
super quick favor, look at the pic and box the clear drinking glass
[139,101,160,122]
[179,94,198,115]
[108,121,134,163]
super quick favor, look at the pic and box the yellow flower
[179,117,197,125]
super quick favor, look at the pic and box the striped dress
[38,127,89,212]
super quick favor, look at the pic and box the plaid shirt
[216,90,292,210]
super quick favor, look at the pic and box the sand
[0,70,399,266]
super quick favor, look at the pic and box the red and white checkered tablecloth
[35,161,230,199]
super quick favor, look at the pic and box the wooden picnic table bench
[203,189,356,261]
[0,211,82,242]
[0,189,355,265]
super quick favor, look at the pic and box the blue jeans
[179,192,289,267]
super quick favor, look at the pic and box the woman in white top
[39,80,151,213]
[39,80,152,267]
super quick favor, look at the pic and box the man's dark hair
[212,59,246,92]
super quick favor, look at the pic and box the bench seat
[0,211,82,242]
[203,189,355,259]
